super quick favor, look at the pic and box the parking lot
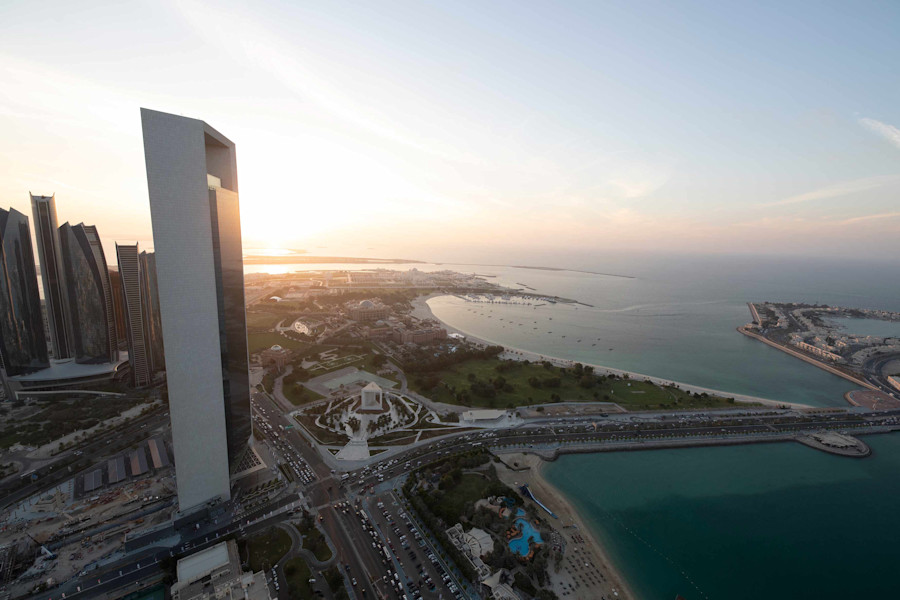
[368,491,468,600]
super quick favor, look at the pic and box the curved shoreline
[494,452,637,600]
[413,294,813,410]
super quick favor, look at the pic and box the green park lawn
[282,382,325,406]
[297,522,333,562]
[408,357,741,411]
[282,556,313,599]
[245,310,288,332]
[245,527,292,572]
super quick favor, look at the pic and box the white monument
[360,382,384,411]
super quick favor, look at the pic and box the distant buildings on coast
[748,302,900,368]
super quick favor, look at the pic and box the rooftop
[462,409,507,421]
[176,541,230,583]
[10,356,128,382]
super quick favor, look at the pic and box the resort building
[260,344,291,371]
[480,570,519,600]
[361,322,393,340]
[170,540,271,600]
[446,523,493,580]
[392,326,447,345]
[349,299,390,322]
[142,107,251,513]
[795,340,843,362]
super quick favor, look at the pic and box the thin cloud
[859,117,900,150]
[838,211,900,225]
[761,175,900,207]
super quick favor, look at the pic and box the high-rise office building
[30,193,71,359]
[116,243,156,386]
[58,222,118,364]
[141,108,251,512]
[107,268,129,351]
[139,250,165,372]
[0,207,49,382]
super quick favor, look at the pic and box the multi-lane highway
[1,409,170,511]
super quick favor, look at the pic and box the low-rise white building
[171,540,271,600]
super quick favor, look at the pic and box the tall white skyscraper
[140,108,251,513]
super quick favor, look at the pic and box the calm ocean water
[544,436,900,600]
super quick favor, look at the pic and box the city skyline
[2,1,900,264]
[2,4,900,599]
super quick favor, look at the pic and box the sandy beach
[412,293,813,410]
[494,451,635,600]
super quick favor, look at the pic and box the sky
[1,0,900,265]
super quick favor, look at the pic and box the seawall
[497,427,896,462]
[737,326,877,392]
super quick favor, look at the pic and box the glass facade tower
[0,207,49,378]
[30,194,71,359]
[116,243,151,386]
[209,186,252,467]
[58,223,118,364]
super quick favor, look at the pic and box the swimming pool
[508,516,543,556]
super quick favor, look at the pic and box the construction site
[0,436,176,599]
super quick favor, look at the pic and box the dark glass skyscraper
[0,207,49,378]
[58,222,118,364]
[30,193,71,359]
[116,244,164,387]
[209,184,251,468]
[139,250,165,374]
[116,243,150,386]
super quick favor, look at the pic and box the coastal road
[342,414,895,491]
[862,352,900,399]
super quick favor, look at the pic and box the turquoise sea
[544,436,900,600]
